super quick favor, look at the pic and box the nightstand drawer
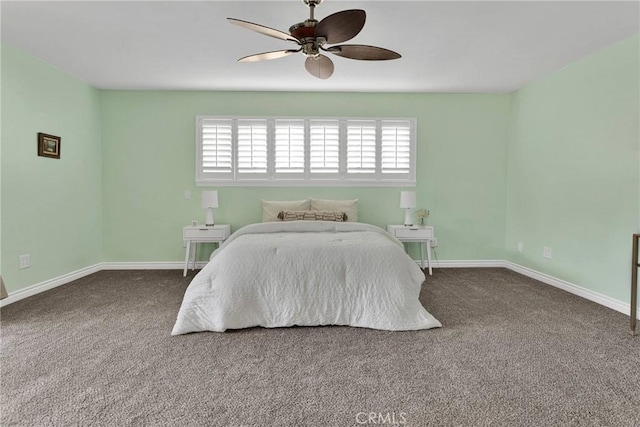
[184,225,230,241]
[395,227,433,239]
[389,226,433,239]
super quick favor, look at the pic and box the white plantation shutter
[198,118,233,181]
[381,120,412,176]
[237,119,267,175]
[309,120,340,175]
[275,120,305,174]
[346,120,377,175]
[196,116,416,186]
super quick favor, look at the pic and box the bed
[172,221,441,334]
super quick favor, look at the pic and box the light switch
[19,254,31,269]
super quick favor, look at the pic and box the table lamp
[400,191,416,226]
[201,190,219,226]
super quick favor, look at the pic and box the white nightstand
[387,225,434,276]
[183,224,230,277]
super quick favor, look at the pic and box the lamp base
[205,208,215,226]
[403,209,413,227]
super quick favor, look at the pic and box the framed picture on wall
[37,133,61,159]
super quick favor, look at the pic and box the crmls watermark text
[355,412,408,425]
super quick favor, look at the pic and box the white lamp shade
[201,191,219,209]
[399,191,416,209]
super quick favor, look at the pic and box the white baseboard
[503,261,639,321]
[0,263,103,308]
[415,258,638,320]
[0,261,207,308]
[3,260,638,322]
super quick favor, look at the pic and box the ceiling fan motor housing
[289,20,317,40]
[290,20,327,58]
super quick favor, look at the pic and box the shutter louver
[237,120,267,174]
[381,120,411,174]
[275,120,305,174]
[310,120,340,174]
[347,121,377,174]
[201,119,232,175]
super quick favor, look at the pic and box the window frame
[196,116,417,187]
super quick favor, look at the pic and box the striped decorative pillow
[277,210,348,222]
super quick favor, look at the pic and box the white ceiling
[1,1,638,93]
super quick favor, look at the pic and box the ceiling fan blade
[238,49,300,63]
[325,45,401,61]
[315,9,366,44]
[305,55,334,80]
[227,18,300,44]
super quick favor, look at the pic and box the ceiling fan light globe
[304,54,334,79]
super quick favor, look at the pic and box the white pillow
[261,199,311,222]
[310,198,358,222]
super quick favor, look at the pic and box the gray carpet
[1,268,638,426]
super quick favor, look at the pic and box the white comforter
[172,222,441,334]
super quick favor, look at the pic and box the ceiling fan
[228,0,401,79]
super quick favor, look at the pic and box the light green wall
[100,91,510,262]
[506,35,640,303]
[4,34,638,310]
[1,44,103,292]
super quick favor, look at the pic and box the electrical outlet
[517,242,523,252]
[19,254,31,269]
[430,238,438,248]
[543,246,552,259]
[184,190,191,200]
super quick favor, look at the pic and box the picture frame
[37,133,61,159]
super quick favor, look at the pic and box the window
[237,119,267,176]
[199,118,232,179]
[382,120,412,175]
[310,120,340,175]
[196,116,416,187]
[346,120,376,175]
[274,120,305,175]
